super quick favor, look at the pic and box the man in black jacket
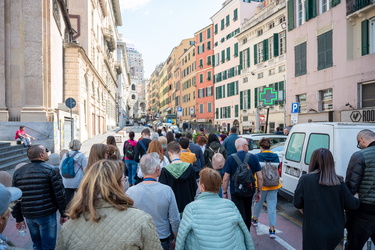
[345,129,375,249]
[134,128,152,163]
[12,145,67,250]
[186,132,205,178]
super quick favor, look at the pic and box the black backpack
[124,141,135,160]
[232,153,256,197]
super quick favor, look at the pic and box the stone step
[0,142,11,148]
[0,153,29,166]
[0,145,27,155]
[0,157,30,171]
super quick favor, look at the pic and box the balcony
[102,27,116,52]
[347,0,375,15]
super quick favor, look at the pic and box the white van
[280,122,375,199]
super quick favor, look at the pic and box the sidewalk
[79,127,123,156]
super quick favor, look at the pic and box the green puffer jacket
[176,192,254,250]
[204,141,227,168]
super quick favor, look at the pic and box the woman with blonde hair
[56,160,162,250]
[86,144,108,172]
[59,139,87,205]
[176,168,254,250]
[138,140,170,179]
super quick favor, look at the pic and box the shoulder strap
[231,153,242,166]
[244,153,251,164]
[71,151,79,158]
[139,140,147,152]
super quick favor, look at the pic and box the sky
[118,0,224,78]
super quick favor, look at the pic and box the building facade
[195,24,215,125]
[211,0,258,132]
[286,0,375,124]
[237,0,287,133]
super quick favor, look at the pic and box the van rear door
[281,124,332,196]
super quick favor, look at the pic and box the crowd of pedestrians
[1,126,375,250]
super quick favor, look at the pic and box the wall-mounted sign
[259,88,278,106]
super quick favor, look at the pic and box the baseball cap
[0,183,22,215]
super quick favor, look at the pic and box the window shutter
[301,43,307,75]
[318,34,325,70]
[273,33,279,57]
[215,24,218,34]
[247,89,251,109]
[227,47,231,60]
[246,48,250,67]
[235,105,239,117]
[239,51,243,71]
[254,44,258,65]
[362,20,369,56]
[228,106,231,118]
[221,50,225,63]
[216,108,219,119]
[263,39,269,61]
[234,43,238,57]
[240,91,243,110]
[332,0,340,7]
[287,0,295,31]
[306,0,316,21]
[255,88,258,108]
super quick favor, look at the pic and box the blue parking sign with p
[291,102,299,113]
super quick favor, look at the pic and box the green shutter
[234,43,238,57]
[274,33,279,57]
[215,24,218,34]
[246,48,250,67]
[240,91,243,110]
[235,105,239,117]
[216,108,219,119]
[207,56,211,65]
[200,33,203,43]
[221,50,225,63]
[234,9,238,20]
[227,47,231,60]
[254,44,258,65]
[287,0,295,31]
[228,106,231,118]
[221,19,224,30]
[362,20,369,56]
[226,15,230,26]
[247,89,251,109]
[305,0,316,21]
[207,28,211,39]
[332,0,340,7]
[263,39,269,61]
[255,88,258,108]
[239,51,243,71]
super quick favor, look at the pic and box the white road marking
[255,223,296,250]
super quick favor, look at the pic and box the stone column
[0,0,9,121]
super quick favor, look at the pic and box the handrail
[0,124,51,138]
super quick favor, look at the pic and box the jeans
[345,210,375,250]
[26,213,57,250]
[20,137,31,146]
[231,194,253,230]
[253,189,278,227]
[125,159,138,184]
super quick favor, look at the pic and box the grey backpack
[262,161,280,187]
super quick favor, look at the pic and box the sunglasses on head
[45,148,49,153]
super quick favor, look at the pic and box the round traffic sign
[260,115,265,122]
[65,98,76,109]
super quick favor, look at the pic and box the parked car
[240,134,288,155]
[280,122,375,200]
[168,125,180,134]
[270,141,286,162]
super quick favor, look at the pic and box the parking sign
[291,102,299,113]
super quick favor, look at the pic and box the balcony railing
[347,0,375,15]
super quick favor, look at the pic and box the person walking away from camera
[219,134,227,145]
[107,145,121,161]
[12,145,67,250]
[56,160,162,250]
[161,127,167,136]
[176,168,255,250]
[106,135,121,159]
[196,135,207,154]
[127,153,180,250]
[59,140,87,205]
[137,140,170,179]
[294,148,360,250]
[86,144,108,172]
[204,133,227,169]
[134,129,152,163]
[222,138,263,230]
[274,127,284,135]
[345,129,375,249]
[159,141,197,214]
[179,138,197,165]
[186,132,205,178]
[0,184,22,249]
[123,131,138,186]
[15,126,35,147]
[223,127,239,155]
[251,138,280,238]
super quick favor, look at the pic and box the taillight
[278,162,282,177]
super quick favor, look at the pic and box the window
[257,41,264,63]
[199,73,203,83]
[199,32,203,43]
[297,93,307,113]
[243,77,248,83]
[200,104,204,113]
[285,133,306,162]
[233,9,238,21]
[305,134,329,164]
[257,72,264,79]
[240,90,251,109]
[207,41,211,50]
[221,50,225,63]
[242,38,248,44]
[207,71,212,81]
[269,22,275,29]
[279,16,286,23]
[199,59,203,68]
[226,15,230,26]
[279,65,286,72]
[234,43,238,57]
[131,84,136,91]
[295,42,307,76]
[208,103,212,112]
[296,0,305,27]
[269,68,275,75]
[317,30,333,70]
[226,47,231,61]
[207,56,211,66]
[268,37,274,59]
[279,31,286,56]
[198,88,205,98]
[206,86,213,96]
[132,94,136,99]
[320,0,332,14]
[320,89,333,111]
[362,82,375,107]
[221,19,225,30]
[207,28,211,39]
[214,24,218,34]
[257,29,263,36]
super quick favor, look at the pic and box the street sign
[291,102,299,113]
[190,107,194,114]
[259,88,278,106]
[291,113,299,125]
[260,115,265,122]
[65,98,76,109]
[177,107,182,112]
